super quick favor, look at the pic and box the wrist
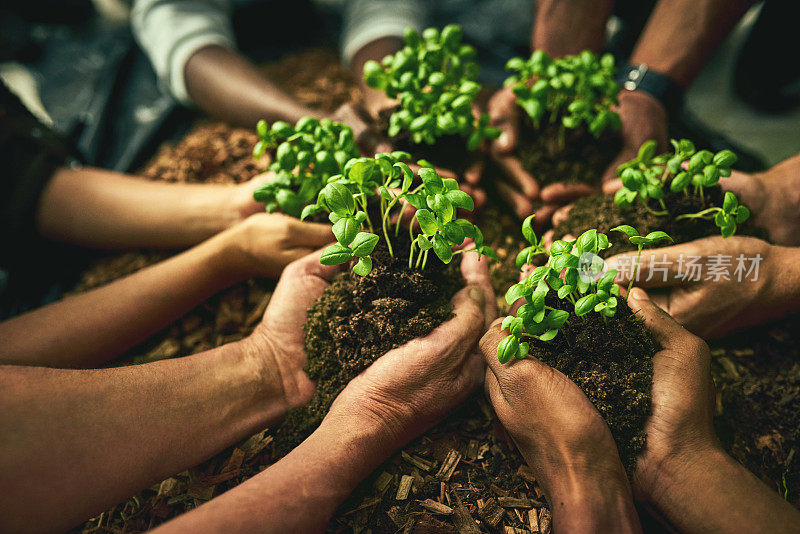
[766,245,800,315]
[618,89,668,120]
[548,469,640,533]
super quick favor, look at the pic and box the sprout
[610,226,673,295]
[252,117,360,217]
[504,50,621,141]
[363,25,500,148]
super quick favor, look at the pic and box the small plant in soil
[251,117,360,217]
[363,25,500,171]
[497,217,666,473]
[503,50,622,186]
[274,154,496,454]
[614,139,750,237]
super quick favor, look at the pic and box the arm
[0,213,332,368]
[36,166,269,250]
[532,0,615,56]
[626,288,800,533]
[0,250,344,532]
[155,252,495,533]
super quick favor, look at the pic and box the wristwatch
[617,62,685,117]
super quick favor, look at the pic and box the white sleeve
[341,0,428,66]
[131,0,235,104]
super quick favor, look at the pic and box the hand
[480,319,641,533]
[222,212,333,280]
[606,235,800,338]
[330,102,394,155]
[243,250,343,412]
[233,171,276,220]
[600,91,669,194]
[722,153,800,246]
[326,252,496,445]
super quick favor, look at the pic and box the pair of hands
[487,88,669,226]
[480,287,718,531]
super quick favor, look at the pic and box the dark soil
[377,108,478,177]
[272,233,463,455]
[517,116,620,187]
[554,186,764,257]
[531,294,659,475]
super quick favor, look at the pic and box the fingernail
[469,286,485,308]
[498,133,509,150]
[629,287,648,301]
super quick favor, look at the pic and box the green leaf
[416,209,439,236]
[575,294,600,316]
[629,236,649,246]
[576,229,598,254]
[428,193,454,223]
[445,189,475,211]
[419,167,444,194]
[637,140,657,163]
[736,205,750,224]
[546,309,570,328]
[320,244,352,265]
[722,191,738,212]
[432,233,453,263]
[352,256,373,276]
[301,204,321,221]
[405,194,427,210]
[256,119,269,138]
[416,234,433,251]
[550,240,572,256]
[497,335,520,364]
[522,215,537,245]
[505,283,528,306]
[557,285,572,299]
[443,221,466,245]
[351,232,380,258]
[276,189,302,217]
[644,231,673,244]
[332,217,359,247]
[516,247,534,269]
[323,182,355,216]
[539,329,558,341]
[713,149,737,167]
[516,341,530,360]
[671,171,691,191]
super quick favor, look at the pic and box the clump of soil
[530,294,659,474]
[272,234,463,455]
[554,186,763,257]
[518,116,620,187]
[376,108,477,177]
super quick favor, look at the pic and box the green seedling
[610,226,673,295]
[504,50,621,147]
[252,117,360,217]
[303,153,495,276]
[497,223,622,363]
[363,25,500,149]
[613,139,748,237]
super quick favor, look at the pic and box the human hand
[606,235,800,338]
[722,153,800,246]
[330,102,394,155]
[480,318,641,533]
[222,212,333,280]
[326,252,496,446]
[243,249,343,413]
[233,171,277,220]
[600,91,668,195]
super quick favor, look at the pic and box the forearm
[155,412,396,533]
[185,45,321,128]
[0,341,286,533]
[36,166,244,249]
[630,0,755,87]
[532,0,615,56]
[0,229,243,368]
[645,446,800,533]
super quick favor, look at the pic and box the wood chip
[477,498,505,527]
[490,484,510,497]
[418,499,453,515]
[386,506,407,529]
[528,508,540,533]
[437,449,462,481]
[504,527,527,534]
[466,440,479,460]
[498,497,534,509]
[402,451,435,471]
[396,475,414,500]
[374,471,392,493]
[539,508,552,534]
[452,501,481,534]
[517,464,537,484]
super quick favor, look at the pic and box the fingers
[540,182,598,204]
[531,204,559,230]
[460,251,498,327]
[419,285,486,358]
[496,180,534,219]
[488,88,520,155]
[463,159,485,187]
[627,288,706,355]
[551,204,573,227]
[282,246,342,283]
[606,247,690,288]
[602,177,623,195]
[492,154,540,200]
[600,150,634,191]
[286,217,334,248]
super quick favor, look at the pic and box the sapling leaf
[301,204,321,220]
[420,167,444,194]
[332,217,359,247]
[320,244,353,265]
[505,283,528,305]
[722,191,738,212]
[497,335,520,364]
[352,256,373,276]
[539,329,558,341]
[736,205,750,224]
[575,294,599,316]
[445,189,475,211]
[521,214,537,245]
[416,234,434,251]
[351,232,380,258]
[432,233,453,263]
[416,209,439,236]
[517,341,530,360]
[644,231,673,244]
[443,221,466,244]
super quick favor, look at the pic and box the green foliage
[305,153,495,276]
[613,139,749,237]
[363,25,499,148]
[504,50,621,138]
[497,227,623,363]
[252,117,360,217]
[611,225,673,296]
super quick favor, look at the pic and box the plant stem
[627,245,643,298]
[643,204,668,217]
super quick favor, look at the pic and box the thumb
[627,288,696,352]
[601,150,635,192]
[287,218,334,248]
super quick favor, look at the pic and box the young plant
[252,117,360,217]
[613,139,749,237]
[303,152,495,276]
[610,226,673,295]
[497,223,621,364]
[363,25,500,149]
[504,50,621,145]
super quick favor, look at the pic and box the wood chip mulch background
[72,48,798,533]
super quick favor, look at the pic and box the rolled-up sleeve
[131,0,235,104]
[341,0,428,66]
